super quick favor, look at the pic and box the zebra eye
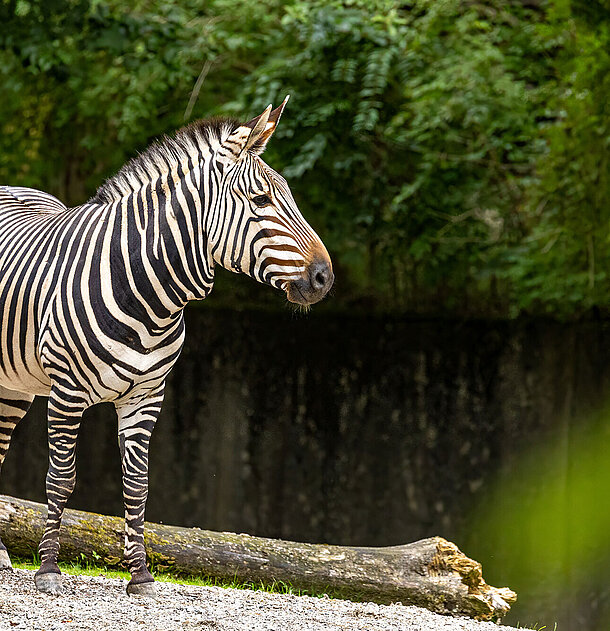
[252,194,271,207]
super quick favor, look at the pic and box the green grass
[11,556,329,598]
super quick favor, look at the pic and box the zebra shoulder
[0,186,67,214]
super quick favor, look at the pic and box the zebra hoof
[127,580,157,598]
[0,549,13,571]
[35,572,63,595]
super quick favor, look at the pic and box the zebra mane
[90,117,241,205]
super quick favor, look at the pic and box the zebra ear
[221,97,290,161]
[243,95,290,155]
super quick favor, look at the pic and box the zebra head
[208,98,333,306]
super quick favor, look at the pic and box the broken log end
[429,537,516,620]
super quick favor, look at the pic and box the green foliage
[0,0,232,199]
[0,0,608,316]
[503,5,610,315]
[233,0,550,311]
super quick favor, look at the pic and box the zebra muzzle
[286,259,334,305]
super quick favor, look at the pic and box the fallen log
[0,494,515,620]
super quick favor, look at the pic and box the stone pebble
[0,569,529,631]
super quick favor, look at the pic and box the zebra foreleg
[116,389,163,597]
[35,389,86,595]
[0,387,34,570]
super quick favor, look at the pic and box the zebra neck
[109,182,215,324]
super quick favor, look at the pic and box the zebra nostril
[314,270,327,289]
[310,261,331,293]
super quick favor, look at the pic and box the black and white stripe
[0,102,333,594]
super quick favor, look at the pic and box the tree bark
[0,494,515,621]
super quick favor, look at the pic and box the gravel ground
[0,569,527,631]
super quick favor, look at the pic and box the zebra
[0,98,333,596]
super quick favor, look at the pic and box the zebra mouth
[286,282,310,305]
